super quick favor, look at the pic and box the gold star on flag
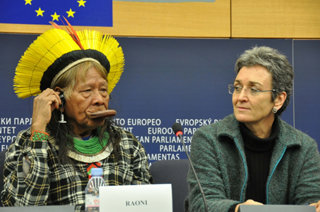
[35,8,45,17]
[77,0,86,7]
[66,8,76,18]
[51,12,60,21]
[25,0,32,5]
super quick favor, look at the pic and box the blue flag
[0,0,113,27]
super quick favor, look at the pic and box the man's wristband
[31,130,49,141]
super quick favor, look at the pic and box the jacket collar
[216,114,301,148]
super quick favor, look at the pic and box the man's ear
[274,91,287,111]
[54,86,62,93]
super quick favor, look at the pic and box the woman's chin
[234,113,252,123]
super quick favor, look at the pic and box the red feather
[62,17,84,50]
[49,21,62,29]
[50,17,84,50]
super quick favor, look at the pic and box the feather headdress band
[13,27,124,98]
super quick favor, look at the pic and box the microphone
[172,123,209,212]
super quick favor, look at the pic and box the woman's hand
[310,200,320,212]
[235,199,264,212]
[31,88,62,132]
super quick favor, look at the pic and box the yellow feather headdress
[13,28,124,98]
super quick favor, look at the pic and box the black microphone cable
[172,123,209,212]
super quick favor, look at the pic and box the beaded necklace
[73,132,109,155]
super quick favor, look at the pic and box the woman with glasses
[187,46,320,212]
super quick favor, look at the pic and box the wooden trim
[231,0,320,38]
[0,1,230,38]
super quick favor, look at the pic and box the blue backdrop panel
[0,34,34,151]
[0,34,318,164]
[294,40,320,142]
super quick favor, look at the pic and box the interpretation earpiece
[58,91,67,124]
[59,92,66,108]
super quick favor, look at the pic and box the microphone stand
[177,133,209,212]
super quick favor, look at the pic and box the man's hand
[31,88,61,132]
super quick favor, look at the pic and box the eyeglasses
[228,84,276,96]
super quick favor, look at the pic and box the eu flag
[0,0,113,27]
